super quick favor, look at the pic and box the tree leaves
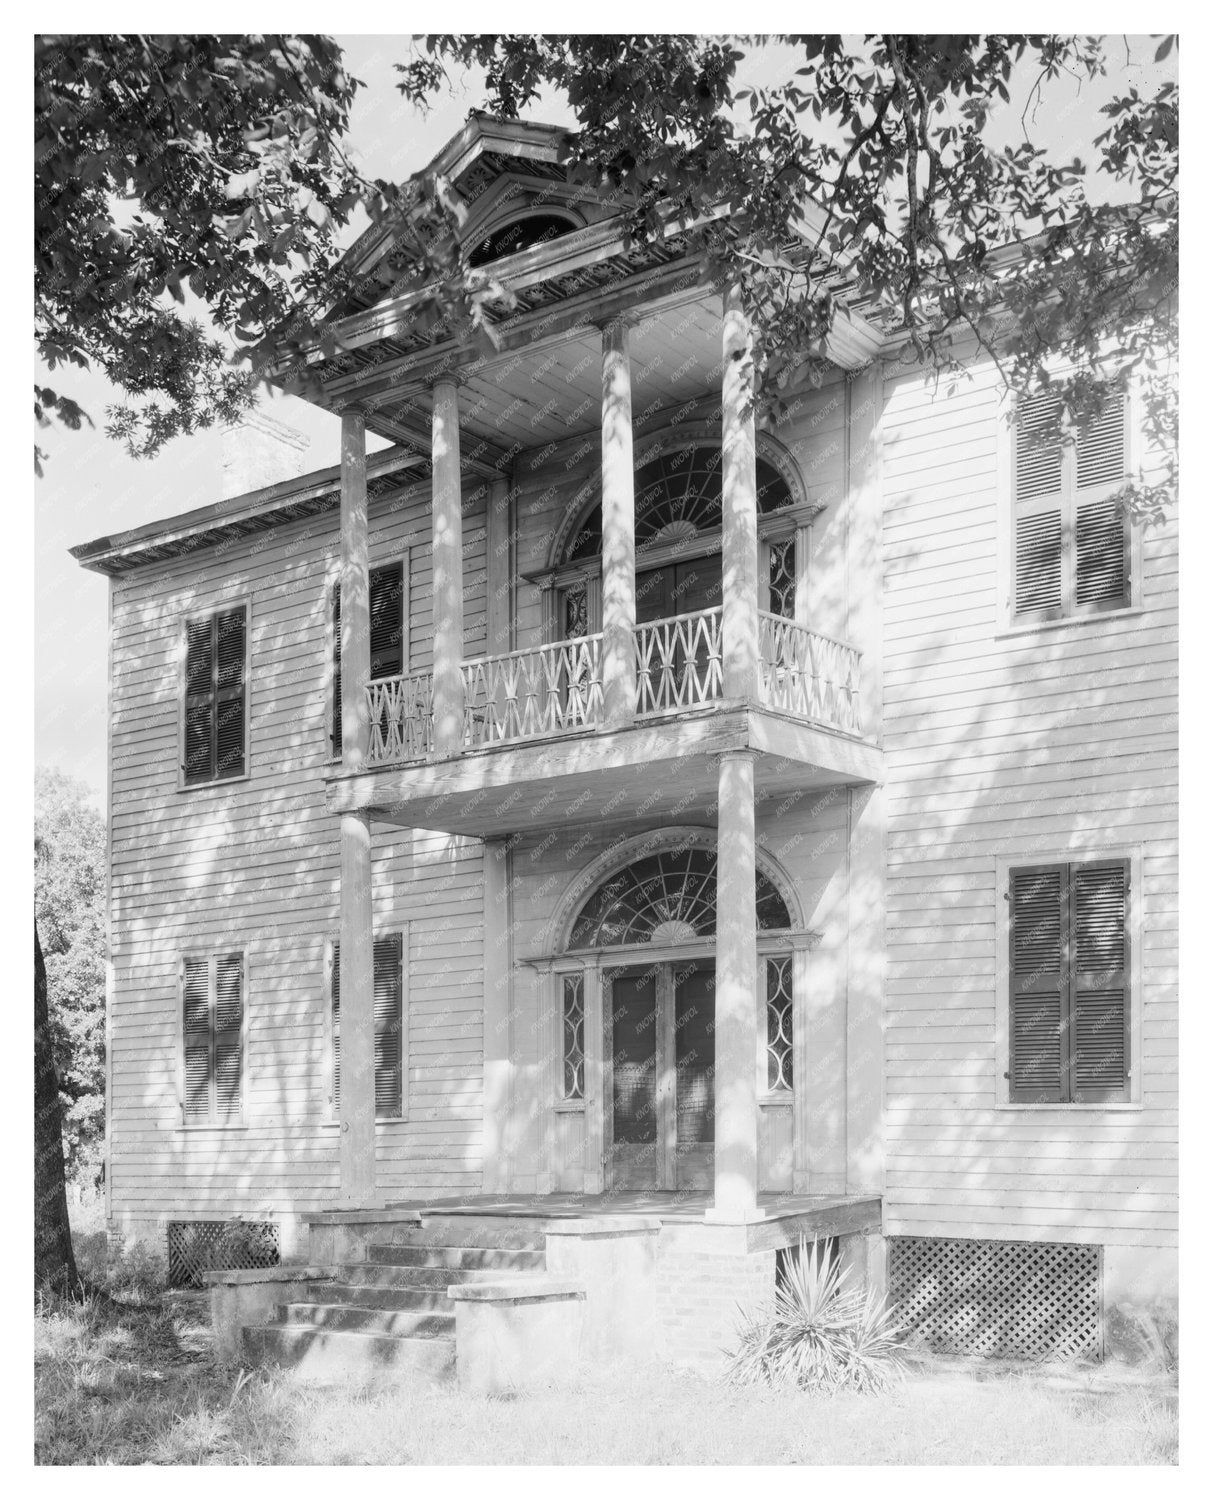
[35,34,376,464]
[394,33,1175,521]
[35,768,107,1185]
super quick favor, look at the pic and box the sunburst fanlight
[568,846,791,949]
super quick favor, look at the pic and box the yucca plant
[727,1236,905,1394]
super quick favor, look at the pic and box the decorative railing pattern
[462,634,604,747]
[359,613,863,766]
[634,606,724,717]
[758,612,862,734]
[367,672,433,766]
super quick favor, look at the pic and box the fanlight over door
[567,846,791,950]
[566,844,791,1192]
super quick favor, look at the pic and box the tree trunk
[35,922,78,1293]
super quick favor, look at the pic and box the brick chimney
[220,409,311,499]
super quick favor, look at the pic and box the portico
[329,277,876,1221]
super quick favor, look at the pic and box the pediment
[326,113,630,322]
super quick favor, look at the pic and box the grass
[35,1292,1178,1466]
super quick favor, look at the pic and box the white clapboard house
[72,115,1177,1379]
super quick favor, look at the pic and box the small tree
[35,768,107,1189]
[35,925,77,1293]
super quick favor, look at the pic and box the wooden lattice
[166,1220,280,1290]
[889,1236,1102,1361]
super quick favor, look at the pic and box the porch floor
[381,1190,879,1226]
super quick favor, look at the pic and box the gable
[325,113,622,324]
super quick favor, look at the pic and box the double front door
[605,960,715,1191]
[635,556,722,624]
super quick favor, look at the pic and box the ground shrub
[728,1236,905,1394]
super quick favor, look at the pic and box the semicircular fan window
[564,446,793,564]
[467,213,576,268]
[567,846,791,949]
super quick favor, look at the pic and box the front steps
[240,1217,547,1383]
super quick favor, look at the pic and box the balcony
[364,606,862,769]
[331,605,879,838]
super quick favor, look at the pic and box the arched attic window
[467,212,577,267]
[565,445,795,564]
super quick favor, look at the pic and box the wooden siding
[879,352,1178,1293]
[107,486,489,1226]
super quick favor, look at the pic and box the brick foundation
[656,1243,776,1368]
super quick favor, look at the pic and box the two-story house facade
[72,114,1177,1372]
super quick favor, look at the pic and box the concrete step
[243,1323,455,1384]
[279,1301,455,1338]
[290,1282,451,1312]
[366,1243,546,1272]
[303,1282,456,1313]
[340,1262,531,1290]
[405,1217,550,1251]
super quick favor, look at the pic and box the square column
[431,377,465,755]
[709,748,760,1221]
[339,407,371,770]
[600,318,637,728]
[339,809,377,1205]
[720,285,759,703]
[337,408,377,1206]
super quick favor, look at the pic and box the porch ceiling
[346,290,726,454]
[326,707,883,838]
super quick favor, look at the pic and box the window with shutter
[1012,393,1130,621]
[332,561,406,756]
[1008,860,1130,1104]
[330,934,404,1119]
[181,952,244,1122]
[182,606,247,785]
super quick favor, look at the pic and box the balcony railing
[368,672,433,764]
[634,606,723,717]
[463,634,604,747]
[360,606,861,767]
[758,612,862,735]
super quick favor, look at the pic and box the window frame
[996,386,1143,636]
[995,847,1142,1110]
[177,598,252,791]
[324,929,410,1125]
[177,949,248,1129]
[326,550,410,762]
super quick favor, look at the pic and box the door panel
[604,960,716,1192]
[673,962,715,1189]
[608,970,659,1190]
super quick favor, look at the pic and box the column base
[703,1206,766,1226]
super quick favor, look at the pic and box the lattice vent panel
[166,1220,280,1290]
[889,1236,1102,1361]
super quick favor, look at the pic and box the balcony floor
[327,704,883,837]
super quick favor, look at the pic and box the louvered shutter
[1009,867,1065,1102]
[370,565,404,679]
[214,610,246,779]
[330,941,341,1112]
[331,583,342,757]
[333,562,405,757]
[213,953,244,1118]
[183,957,212,1120]
[1013,396,1064,619]
[184,610,245,783]
[374,934,404,1119]
[331,936,403,1118]
[184,619,216,783]
[1071,861,1130,1102]
[1075,398,1129,609]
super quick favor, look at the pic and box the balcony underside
[327,705,883,837]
